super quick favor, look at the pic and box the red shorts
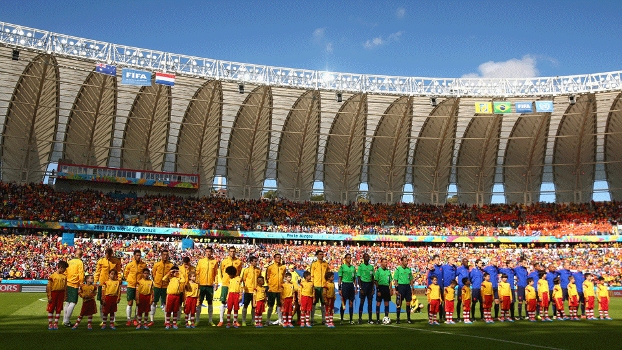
[483,295,493,309]
[462,298,471,312]
[554,298,564,311]
[282,297,293,314]
[102,295,118,315]
[226,292,240,311]
[444,300,454,313]
[79,299,97,316]
[599,297,609,311]
[569,295,579,308]
[527,299,537,312]
[325,298,335,315]
[166,294,181,313]
[300,295,313,312]
[540,292,549,308]
[137,294,152,315]
[586,296,594,309]
[429,299,440,313]
[47,290,64,313]
[184,296,198,315]
[501,296,511,311]
[255,300,265,315]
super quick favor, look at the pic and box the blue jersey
[442,264,456,290]
[499,267,515,289]
[483,265,499,288]
[546,271,559,291]
[514,266,529,288]
[557,269,572,289]
[572,272,585,293]
[469,268,483,289]
[427,264,444,289]
[528,271,540,292]
[457,265,470,289]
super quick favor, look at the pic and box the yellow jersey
[324,282,336,299]
[137,279,154,296]
[94,256,121,285]
[220,257,243,287]
[281,281,297,299]
[195,257,218,286]
[461,285,471,301]
[444,286,454,301]
[179,264,195,288]
[310,260,329,288]
[537,279,549,299]
[48,272,67,291]
[103,279,121,297]
[525,285,537,301]
[428,284,441,300]
[241,266,262,293]
[185,281,199,298]
[568,282,579,299]
[152,260,174,288]
[300,280,314,297]
[163,275,185,295]
[228,276,242,293]
[124,259,147,289]
[583,280,595,297]
[266,263,287,292]
[254,285,267,302]
[597,284,609,299]
[79,284,97,301]
[499,281,512,300]
[66,258,84,288]
[481,281,493,297]
[552,285,563,299]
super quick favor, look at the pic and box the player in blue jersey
[441,257,457,322]
[527,263,543,318]
[456,258,470,322]
[483,259,500,320]
[469,259,484,320]
[557,261,572,301]
[545,265,560,318]
[426,255,444,320]
[572,268,585,318]
[513,258,529,319]
[499,260,516,320]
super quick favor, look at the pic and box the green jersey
[357,263,375,283]
[374,267,392,286]
[394,266,413,285]
[338,264,356,283]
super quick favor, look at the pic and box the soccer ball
[382,316,391,325]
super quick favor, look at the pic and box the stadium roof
[1,21,621,204]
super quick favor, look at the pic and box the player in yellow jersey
[163,266,185,329]
[94,248,120,324]
[583,273,596,320]
[194,246,218,326]
[481,272,494,323]
[280,272,297,327]
[46,261,68,330]
[498,274,513,322]
[299,271,314,327]
[224,265,243,328]
[101,269,121,330]
[152,249,174,324]
[135,268,154,329]
[241,256,261,326]
[63,248,84,327]
[218,247,243,326]
[427,276,441,325]
[72,274,97,330]
[461,278,472,324]
[567,275,580,321]
[444,280,457,324]
[184,272,199,328]
[310,250,329,325]
[537,272,552,322]
[123,249,146,327]
[596,276,612,320]
[253,276,267,327]
[552,277,566,320]
[323,271,336,328]
[265,253,286,325]
[525,277,537,322]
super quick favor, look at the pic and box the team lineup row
[44,245,613,330]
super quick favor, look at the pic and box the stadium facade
[0,21,621,205]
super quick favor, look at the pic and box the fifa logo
[125,71,148,79]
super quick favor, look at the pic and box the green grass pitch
[0,293,620,350]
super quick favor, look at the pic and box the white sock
[219,305,225,322]
[251,307,255,325]
[321,307,326,323]
[99,304,103,320]
[195,306,201,324]
[126,305,132,320]
[242,307,248,324]
[150,304,156,322]
[65,303,76,323]
[267,306,273,322]
[208,305,214,323]
[277,307,282,323]
[311,306,316,324]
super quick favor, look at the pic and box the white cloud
[312,27,325,42]
[462,55,539,78]
[363,31,403,49]
[325,42,333,53]
[396,7,406,18]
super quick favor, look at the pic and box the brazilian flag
[493,101,512,114]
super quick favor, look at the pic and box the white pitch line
[386,324,566,350]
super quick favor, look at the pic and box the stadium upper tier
[1,21,622,204]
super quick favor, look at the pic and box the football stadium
[1,7,622,350]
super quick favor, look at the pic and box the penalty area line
[386,324,566,350]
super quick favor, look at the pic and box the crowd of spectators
[2,182,621,236]
[1,233,621,286]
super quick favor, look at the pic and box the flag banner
[515,102,533,113]
[155,72,175,86]
[535,100,554,113]
[121,68,152,86]
[95,63,116,76]
[474,102,493,114]
[493,101,512,114]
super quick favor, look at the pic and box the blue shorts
[493,287,499,299]
[342,283,355,301]
[562,288,568,301]
[517,286,526,301]
[359,281,374,300]
[396,285,412,302]
[472,288,482,303]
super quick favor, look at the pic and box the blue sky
[2,0,621,78]
[4,0,619,202]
